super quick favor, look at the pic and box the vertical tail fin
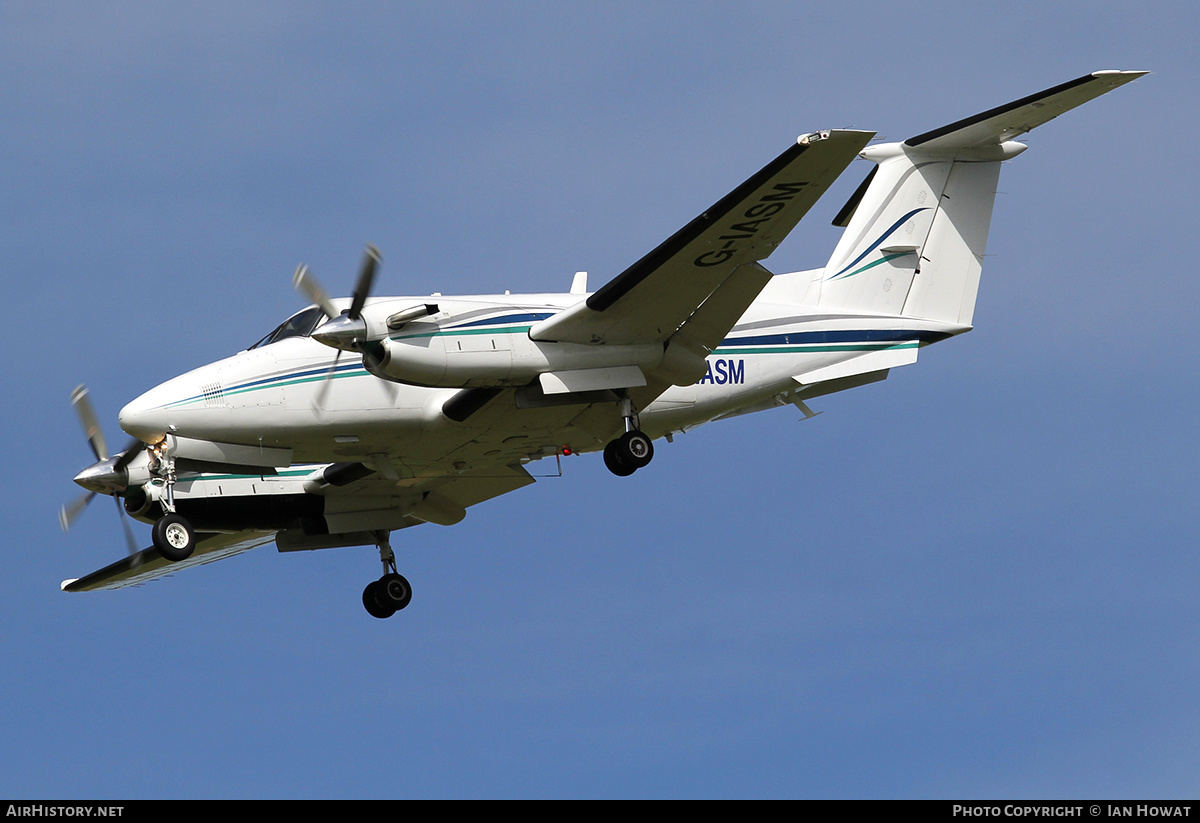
[818,141,1012,325]
[817,70,1146,325]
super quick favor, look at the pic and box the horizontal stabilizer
[905,70,1147,152]
[792,344,918,386]
[818,70,1146,325]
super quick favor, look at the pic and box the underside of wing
[273,462,537,549]
[530,129,874,347]
[61,463,537,589]
[61,530,277,592]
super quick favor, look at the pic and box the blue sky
[2,1,1195,799]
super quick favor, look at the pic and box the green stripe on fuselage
[714,341,920,355]
[390,324,532,341]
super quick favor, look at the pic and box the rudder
[818,144,984,322]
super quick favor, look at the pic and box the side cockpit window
[248,306,327,350]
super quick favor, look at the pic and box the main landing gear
[603,430,654,476]
[603,394,655,477]
[362,532,412,619]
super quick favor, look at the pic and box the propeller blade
[347,244,381,320]
[70,385,108,461]
[113,496,139,556]
[63,384,145,553]
[313,350,343,412]
[112,437,146,473]
[59,491,97,532]
[293,264,340,320]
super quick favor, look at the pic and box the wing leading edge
[530,128,874,347]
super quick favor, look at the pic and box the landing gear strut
[150,449,196,561]
[362,531,412,619]
[603,394,654,476]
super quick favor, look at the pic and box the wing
[61,463,536,591]
[61,530,277,592]
[529,128,874,347]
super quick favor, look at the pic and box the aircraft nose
[118,389,170,443]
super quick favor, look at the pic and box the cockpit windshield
[248,306,328,350]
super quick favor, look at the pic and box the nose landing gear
[150,450,196,562]
[152,512,196,561]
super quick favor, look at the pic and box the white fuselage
[117,276,967,480]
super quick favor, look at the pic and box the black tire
[377,573,412,611]
[617,430,654,469]
[603,439,636,476]
[152,513,196,562]
[362,580,396,619]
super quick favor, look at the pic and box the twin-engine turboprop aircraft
[61,71,1145,617]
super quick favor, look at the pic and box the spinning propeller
[60,385,143,555]
[292,244,381,409]
[294,244,381,350]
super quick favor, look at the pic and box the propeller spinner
[294,244,381,351]
[60,385,144,555]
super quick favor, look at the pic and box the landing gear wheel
[605,430,653,476]
[152,513,195,562]
[362,573,412,618]
[603,439,636,476]
[362,580,396,619]
[378,572,412,611]
[618,430,654,469]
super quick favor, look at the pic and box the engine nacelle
[123,481,166,521]
[363,331,665,389]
